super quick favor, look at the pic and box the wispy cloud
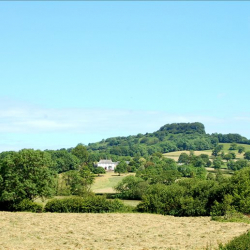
[0,98,249,151]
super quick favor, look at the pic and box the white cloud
[0,98,250,151]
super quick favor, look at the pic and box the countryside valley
[1,122,250,249]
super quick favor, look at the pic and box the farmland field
[1,212,249,250]
[164,150,212,161]
[164,143,250,162]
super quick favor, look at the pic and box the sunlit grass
[164,143,250,161]
[91,171,135,193]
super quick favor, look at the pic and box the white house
[96,159,118,171]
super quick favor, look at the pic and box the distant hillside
[87,122,250,158]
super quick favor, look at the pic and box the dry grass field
[1,212,250,250]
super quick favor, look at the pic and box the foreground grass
[1,212,249,250]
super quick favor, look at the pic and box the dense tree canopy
[0,149,57,206]
[71,144,89,164]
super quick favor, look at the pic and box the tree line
[87,122,250,157]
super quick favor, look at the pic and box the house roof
[98,159,115,164]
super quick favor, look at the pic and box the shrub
[14,199,43,213]
[212,210,250,224]
[44,196,131,213]
[115,176,149,200]
[218,231,250,249]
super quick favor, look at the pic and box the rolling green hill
[87,122,250,158]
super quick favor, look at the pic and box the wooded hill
[87,122,250,157]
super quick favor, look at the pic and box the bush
[212,210,250,224]
[14,199,43,213]
[115,176,149,200]
[44,196,131,213]
[218,231,250,249]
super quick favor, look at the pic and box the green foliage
[115,175,149,199]
[87,122,219,157]
[136,167,250,216]
[238,145,245,154]
[93,167,106,176]
[212,145,224,156]
[227,159,249,171]
[178,153,189,164]
[212,133,250,144]
[229,143,238,150]
[115,161,128,176]
[137,177,232,216]
[228,167,250,214]
[86,123,250,159]
[218,231,250,250]
[14,199,43,213]
[159,122,205,134]
[58,166,95,196]
[48,149,80,173]
[212,210,250,224]
[223,153,233,162]
[244,151,250,160]
[0,149,57,205]
[71,144,89,164]
[213,157,224,169]
[44,196,131,213]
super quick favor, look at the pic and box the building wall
[97,162,118,171]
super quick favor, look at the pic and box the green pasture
[91,171,135,194]
[164,143,250,161]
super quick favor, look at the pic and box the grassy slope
[164,143,250,161]
[91,171,135,194]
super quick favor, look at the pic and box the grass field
[1,212,249,250]
[164,143,250,162]
[164,150,213,161]
[91,171,135,194]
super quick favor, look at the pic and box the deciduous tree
[115,161,128,176]
[0,149,57,204]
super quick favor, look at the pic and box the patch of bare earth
[0,212,249,250]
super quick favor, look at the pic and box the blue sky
[0,1,249,151]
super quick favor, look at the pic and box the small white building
[96,159,118,171]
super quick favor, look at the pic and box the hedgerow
[44,196,132,213]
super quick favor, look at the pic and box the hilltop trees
[87,122,219,157]
[159,122,206,134]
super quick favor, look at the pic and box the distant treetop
[159,122,205,134]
